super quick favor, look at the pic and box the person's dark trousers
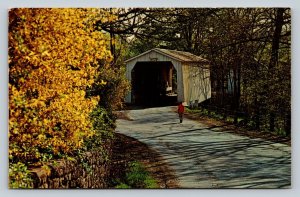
[179,113,183,123]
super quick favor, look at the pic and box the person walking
[178,101,185,123]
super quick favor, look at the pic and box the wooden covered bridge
[125,48,211,107]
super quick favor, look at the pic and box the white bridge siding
[182,63,211,106]
[125,50,184,103]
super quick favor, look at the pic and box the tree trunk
[110,32,116,64]
[285,112,291,136]
[233,67,238,124]
[268,8,284,132]
[255,97,260,130]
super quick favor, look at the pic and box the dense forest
[97,8,291,135]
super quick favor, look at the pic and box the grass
[114,161,158,189]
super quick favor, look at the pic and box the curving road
[115,106,291,188]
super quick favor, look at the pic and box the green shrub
[115,161,158,189]
[115,183,131,189]
[144,177,158,188]
[84,106,115,150]
[9,162,33,188]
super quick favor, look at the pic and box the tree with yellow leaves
[9,8,114,163]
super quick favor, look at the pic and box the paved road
[116,106,291,188]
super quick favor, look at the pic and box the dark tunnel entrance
[131,61,178,107]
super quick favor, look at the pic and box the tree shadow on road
[142,127,291,188]
[116,107,291,188]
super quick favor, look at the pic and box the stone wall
[29,150,110,189]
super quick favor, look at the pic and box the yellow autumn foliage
[9,8,114,162]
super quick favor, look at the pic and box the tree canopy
[96,8,291,134]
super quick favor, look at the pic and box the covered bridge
[125,48,211,107]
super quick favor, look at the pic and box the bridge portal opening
[131,61,177,107]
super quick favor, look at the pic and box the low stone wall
[29,150,110,189]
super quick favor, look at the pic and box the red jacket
[178,103,184,113]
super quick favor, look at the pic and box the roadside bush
[114,161,158,189]
[84,106,115,150]
[9,162,33,188]
[9,8,114,164]
[89,66,130,113]
[9,8,128,189]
